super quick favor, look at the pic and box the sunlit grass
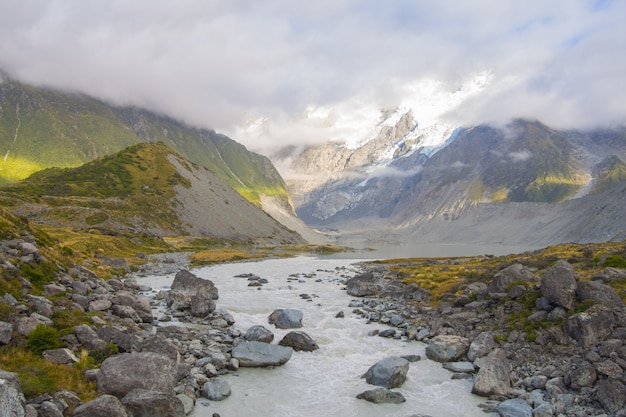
[0,156,43,183]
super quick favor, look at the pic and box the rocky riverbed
[1,238,626,417]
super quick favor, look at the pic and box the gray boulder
[442,362,475,373]
[74,324,107,351]
[472,348,511,397]
[496,398,532,417]
[362,357,410,389]
[268,309,303,329]
[231,341,293,367]
[0,370,25,417]
[356,388,406,404]
[111,305,142,322]
[168,270,218,312]
[563,304,615,348]
[112,291,153,323]
[42,348,79,365]
[540,260,578,310]
[0,321,13,345]
[487,263,534,294]
[244,325,274,343]
[139,334,180,362]
[596,379,626,413]
[278,331,319,352]
[467,332,496,362]
[201,378,231,401]
[190,289,216,317]
[346,272,380,297]
[73,394,129,417]
[425,335,469,363]
[88,299,112,312]
[575,280,624,308]
[97,352,179,398]
[15,316,48,336]
[567,361,597,389]
[121,389,185,417]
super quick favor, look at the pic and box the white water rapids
[141,256,487,417]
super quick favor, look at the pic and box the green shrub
[604,255,626,268]
[26,324,62,355]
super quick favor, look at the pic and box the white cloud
[509,151,533,162]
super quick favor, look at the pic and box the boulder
[361,357,410,389]
[244,325,274,343]
[168,270,218,312]
[496,398,532,417]
[97,352,179,398]
[0,321,13,345]
[42,348,79,364]
[0,370,25,417]
[38,401,63,417]
[467,332,496,362]
[139,334,180,362]
[540,260,578,310]
[190,289,216,317]
[425,335,469,363]
[201,378,231,401]
[88,299,112,312]
[73,394,129,417]
[96,325,142,353]
[15,316,48,336]
[487,263,534,294]
[346,272,380,297]
[278,331,319,352]
[575,280,624,308]
[112,291,153,323]
[472,348,511,397]
[111,305,142,322]
[268,309,303,329]
[563,305,615,348]
[596,379,626,413]
[231,341,293,367]
[121,389,185,417]
[442,362,475,373]
[356,388,406,404]
[74,324,107,350]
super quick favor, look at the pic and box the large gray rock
[575,280,624,308]
[97,352,179,398]
[487,263,534,294]
[112,291,153,323]
[0,370,25,417]
[563,305,615,348]
[346,272,380,297]
[356,388,406,404]
[15,316,48,336]
[38,401,63,417]
[425,335,469,363]
[201,378,231,401]
[0,321,13,345]
[190,289,216,317]
[244,325,274,343]
[121,389,185,417]
[541,260,578,310]
[597,379,626,413]
[74,324,107,350]
[96,325,142,353]
[139,334,180,362]
[567,361,597,389]
[467,331,496,362]
[361,357,410,389]
[472,348,511,397]
[42,348,79,365]
[278,331,319,352]
[231,341,293,367]
[111,305,141,323]
[168,270,218,312]
[268,309,303,329]
[73,394,129,417]
[496,398,532,417]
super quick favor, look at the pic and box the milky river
[141,256,488,417]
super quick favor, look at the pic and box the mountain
[0,142,305,244]
[0,76,289,208]
[273,113,626,247]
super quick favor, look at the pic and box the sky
[0,0,625,154]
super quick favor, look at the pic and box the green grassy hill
[0,77,287,206]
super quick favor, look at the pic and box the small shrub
[604,255,626,269]
[26,324,62,355]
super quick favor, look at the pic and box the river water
[141,255,489,417]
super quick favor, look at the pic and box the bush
[604,255,626,269]
[26,324,62,355]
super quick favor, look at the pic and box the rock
[467,331,496,362]
[88,299,112,312]
[42,348,79,364]
[244,325,274,343]
[190,290,217,317]
[496,398,532,417]
[472,348,511,397]
[231,341,293,367]
[139,334,180,362]
[575,280,624,308]
[356,388,406,404]
[168,270,218,312]
[378,329,396,338]
[487,263,534,294]
[97,352,179,398]
[595,359,623,378]
[425,335,469,363]
[121,389,185,417]
[532,402,553,417]
[268,309,303,329]
[15,316,48,336]
[176,394,194,416]
[111,305,141,322]
[563,304,615,348]
[201,378,231,401]
[596,379,626,413]
[112,291,153,323]
[54,390,81,416]
[443,362,475,373]
[278,331,319,352]
[0,321,13,345]
[0,370,25,417]
[346,272,380,297]
[540,260,578,310]
[96,325,142,353]
[73,394,129,417]
[74,324,107,350]
[38,400,63,417]
[361,357,410,389]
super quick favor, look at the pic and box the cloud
[509,151,533,162]
[0,0,625,155]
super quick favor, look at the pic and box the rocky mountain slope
[0,142,304,245]
[274,114,626,247]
